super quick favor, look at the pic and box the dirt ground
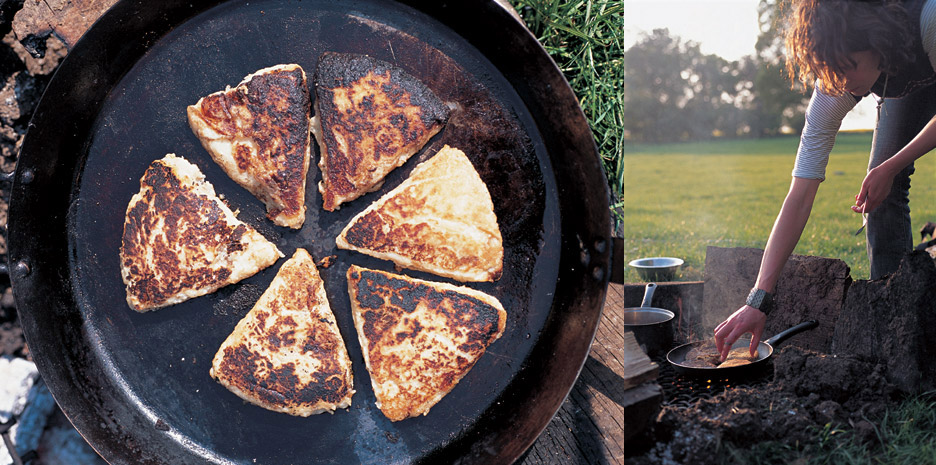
[0,287,24,358]
[1,0,73,359]
[625,345,900,464]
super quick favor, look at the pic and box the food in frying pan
[187,64,312,229]
[682,340,756,368]
[717,357,755,368]
[120,153,283,312]
[211,248,354,416]
[312,52,450,211]
[682,342,722,368]
[717,347,757,368]
[337,145,503,282]
[346,265,506,422]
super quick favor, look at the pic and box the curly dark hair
[784,0,915,95]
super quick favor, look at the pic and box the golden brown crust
[337,145,503,282]
[211,249,354,416]
[717,358,754,368]
[119,154,283,312]
[187,64,311,228]
[347,265,506,421]
[683,341,756,368]
[313,52,450,211]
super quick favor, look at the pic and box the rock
[9,377,56,461]
[36,422,107,465]
[832,251,936,394]
[0,322,24,358]
[0,355,36,419]
[2,31,67,76]
[11,0,118,57]
[1,358,104,464]
[702,247,850,353]
[0,355,41,462]
[0,288,13,311]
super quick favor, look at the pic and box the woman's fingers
[749,325,763,358]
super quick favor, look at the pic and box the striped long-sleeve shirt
[791,0,936,180]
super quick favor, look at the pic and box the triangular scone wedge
[312,52,450,211]
[187,64,311,228]
[211,249,354,416]
[120,154,283,312]
[347,265,506,421]
[337,145,503,282]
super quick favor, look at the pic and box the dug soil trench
[626,249,936,464]
[626,346,898,464]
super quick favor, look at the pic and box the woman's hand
[852,162,898,215]
[714,305,767,362]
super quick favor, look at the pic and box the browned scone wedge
[120,153,283,312]
[312,52,450,211]
[337,145,503,282]
[187,64,311,228]
[347,265,506,422]
[211,248,354,416]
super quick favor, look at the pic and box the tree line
[623,1,811,143]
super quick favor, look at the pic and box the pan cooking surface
[57,1,562,463]
[669,339,771,368]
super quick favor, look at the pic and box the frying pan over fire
[667,321,818,379]
[7,1,612,464]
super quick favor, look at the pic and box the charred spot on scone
[188,65,311,227]
[315,53,451,211]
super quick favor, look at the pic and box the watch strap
[746,287,774,315]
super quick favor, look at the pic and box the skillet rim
[8,0,612,463]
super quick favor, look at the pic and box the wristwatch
[745,287,774,316]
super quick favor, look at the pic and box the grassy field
[618,131,936,282]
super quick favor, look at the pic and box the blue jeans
[867,82,936,279]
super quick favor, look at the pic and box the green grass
[507,1,935,281]
[509,0,625,205]
[720,391,936,464]
[618,132,936,282]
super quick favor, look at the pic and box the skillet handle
[640,282,657,308]
[764,320,818,348]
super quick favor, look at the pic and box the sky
[622,0,877,131]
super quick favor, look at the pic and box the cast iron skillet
[8,1,612,464]
[667,321,819,379]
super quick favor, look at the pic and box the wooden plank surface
[519,283,662,464]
